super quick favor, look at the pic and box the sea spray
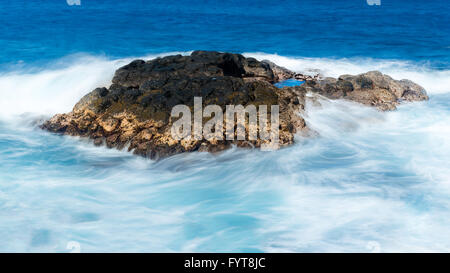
[0,54,450,252]
[244,52,450,95]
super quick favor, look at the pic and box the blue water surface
[275,79,305,88]
[0,0,450,253]
[0,0,449,68]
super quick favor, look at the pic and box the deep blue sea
[0,0,450,252]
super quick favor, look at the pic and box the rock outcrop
[42,51,308,159]
[41,51,428,159]
[311,71,428,110]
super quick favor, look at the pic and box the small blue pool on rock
[274,79,305,88]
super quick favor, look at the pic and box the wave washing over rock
[41,51,428,159]
[0,52,449,253]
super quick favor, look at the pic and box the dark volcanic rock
[307,71,428,110]
[42,51,307,159]
[112,51,276,88]
[261,60,295,82]
[42,51,428,159]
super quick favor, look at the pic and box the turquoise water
[0,0,450,252]
[1,89,449,252]
[275,79,305,88]
[1,0,449,67]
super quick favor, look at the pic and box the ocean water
[0,0,449,252]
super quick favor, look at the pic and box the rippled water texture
[0,0,449,252]
[1,53,449,252]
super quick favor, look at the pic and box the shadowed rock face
[42,51,307,159]
[41,51,428,159]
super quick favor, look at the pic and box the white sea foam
[0,53,450,252]
[0,51,447,120]
[245,52,450,95]
[0,52,188,119]
[256,95,450,252]
[0,51,449,120]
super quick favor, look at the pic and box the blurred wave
[0,53,449,252]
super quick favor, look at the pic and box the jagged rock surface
[42,51,307,159]
[312,71,428,110]
[42,51,428,159]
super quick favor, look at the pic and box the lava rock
[41,52,428,159]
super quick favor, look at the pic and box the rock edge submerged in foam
[41,51,428,159]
